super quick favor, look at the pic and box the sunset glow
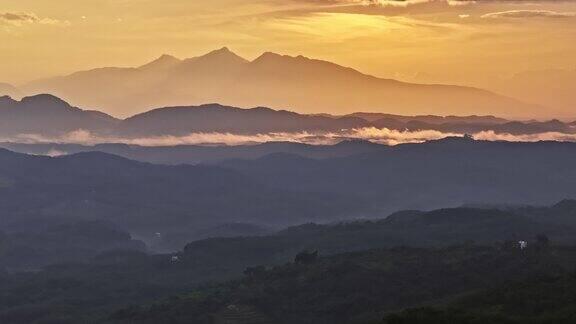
[2,0,575,117]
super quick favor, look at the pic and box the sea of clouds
[4,127,576,148]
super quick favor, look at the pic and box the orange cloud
[482,10,576,19]
[0,11,69,27]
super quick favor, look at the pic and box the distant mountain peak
[158,53,177,60]
[215,46,231,53]
[19,94,75,112]
[253,51,287,63]
[251,51,352,73]
[21,93,69,105]
[429,135,477,145]
[21,49,541,118]
[197,47,248,64]
[139,54,181,70]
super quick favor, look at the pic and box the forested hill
[110,245,576,324]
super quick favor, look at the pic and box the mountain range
[0,94,116,137]
[0,94,574,143]
[2,138,576,250]
[13,47,541,118]
[0,141,385,165]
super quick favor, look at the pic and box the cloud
[298,0,474,6]
[0,11,69,27]
[473,131,576,142]
[482,10,576,19]
[281,0,477,17]
[0,12,38,24]
[5,128,576,147]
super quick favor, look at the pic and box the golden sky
[1,0,576,114]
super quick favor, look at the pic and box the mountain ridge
[21,48,543,118]
[0,94,574,140]
[0,94,118,136]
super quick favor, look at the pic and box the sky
[1,0,575,114]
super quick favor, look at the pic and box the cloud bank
[0,12,69,27]
[5,128,576,148]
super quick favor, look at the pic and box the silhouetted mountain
[508,199,576,227]
[0,94,118,137]
[119,103,370,136]
[347,112,509,125]
[118,103,576,137]
[23,48,540,118]
[138,54,181,71]
[3,138,576,253]
[175,204,571,260]
[220,138,576,213]
[0,148,368,243]
[0,221,145,271]
[0,140,384,164]
[1,94,574,141]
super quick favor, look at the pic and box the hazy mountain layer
[0,140,385,165]
[0,94,116,136]
[219,137,576,213]
[0,94,574,144]
[2,139,576,250]
[23,48,540,118]
[0,148,368,238]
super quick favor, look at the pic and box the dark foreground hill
[109,245,576,324]
[1,202,576,323]
[381,271,576,324]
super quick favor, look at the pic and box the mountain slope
[23,48,540,118]
[1,202,575,323]
[1,93,571,140]
[120,103,370,136]
[220,137,576,214]
[111,245,576,324]
[0,94,118,137]
[0,140,384,165]
[0,148,368,238]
